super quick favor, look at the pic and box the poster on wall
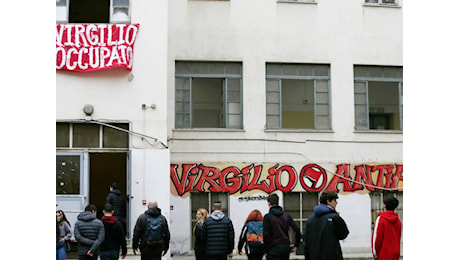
[56,24,140,72]
[170,163,403,197]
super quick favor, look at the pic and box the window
[283,192,318,242]
[277,0,316,3]
[56,122,129,148]
[56,155,82,194]
[364,0,397,5]
[354,66,403,131]
[175,61,243,129]
[190,192,229,248]
[266,63,331,130]
[56,0,130,23]
[370,192,403,240]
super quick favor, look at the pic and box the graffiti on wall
[170,163,403,197]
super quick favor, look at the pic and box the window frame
[364,0,398,6]
[283,192,319,235]
[354,66,403,131]
[266,63,331,130]
[175,61,243,129]
[56,122,130,149]
[56,0,131,24]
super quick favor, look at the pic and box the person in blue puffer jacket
[203,201,235,260]
[303,190,349,260]
[74,204,105,260]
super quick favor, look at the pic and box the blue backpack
[145,215,163,243]
[246,221,263,246]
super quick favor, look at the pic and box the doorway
[89,152,128,234]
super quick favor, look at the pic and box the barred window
[266,63,331,130]
[56,0,130,24]
[354,66,403,131]
[175,61,243,129]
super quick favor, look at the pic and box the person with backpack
[132,200,170,260]
[263,193,301,260]
[237,209,264,260]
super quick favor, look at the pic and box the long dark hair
[56,210,71,227]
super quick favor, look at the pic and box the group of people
[56,183,129,260]
[193,191,401,260]
[57,187,401,260]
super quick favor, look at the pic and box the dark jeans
[208,255,228,260]
[266,243,291,260]
[78,254,99,260]
[140,249,162,260]
[100,250,120,260]
[248,253,264,260]
[195,251,209,260]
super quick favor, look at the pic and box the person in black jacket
[203,201,235,260]
[74,204,105,260]
[100,203,127,260]
[194,208,209,260]
[106,183,126,224]
[132,200,170,260]
[303,190,349,260]
[263,193,301,260]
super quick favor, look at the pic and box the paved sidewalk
[67,252,396,260]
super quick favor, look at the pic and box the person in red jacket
[371,196,402,260]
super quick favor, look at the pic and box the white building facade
[167,0,402,257]
[55,0,171,251]
[56,0,402,258]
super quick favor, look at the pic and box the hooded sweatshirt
[304,204,349,260]
[263,205,301,252]
[74,211,105,256]
[101,215,127,256]
[372,211,401,260]
[203,210,235,256]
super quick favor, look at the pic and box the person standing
[106,183,126,224]
[74,204,105,260]
[56,210,72,260]
[203,201,235,260]
[132,200,170,260]
[194,208,209,260]
[237,209,264,260]
[100,203,128,260]
[371,196,402,260]
[263,193,301,260]
[303,190,349,260]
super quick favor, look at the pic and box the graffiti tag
[170,163,403,196]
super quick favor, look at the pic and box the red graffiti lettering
[170,163,403,196]
[170,164,199,196]
[372,165,394,191]
[247,165,276,193]
[390,164,403,189]
[273,165,298,192]
[195,165,222,192]
[220,166,242,195]
[352,165,375,191]
[325,164,355,192]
